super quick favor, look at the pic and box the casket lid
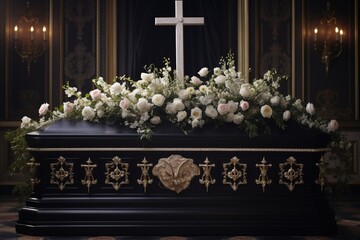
[26,118,330,149]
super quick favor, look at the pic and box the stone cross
[155,0,204,85]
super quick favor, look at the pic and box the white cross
[155,0,204,86]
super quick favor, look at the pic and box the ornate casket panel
[17,119,336,236]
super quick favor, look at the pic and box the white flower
[191,119,200,128]
[283,110,291,121]
[205,105,218,119]
[110,82,125,95]
[199,95,213,105]
[306,102,315,115]
[177,89,189,100]
[39,103,50,116]
[140,72,154,82]
[89,89,102,101]
[199,85,208,93]
[227,100,238,113]
[63,102,74,115]
[198,67,209,77]
[191,107,202,120]
[240,100,249,111]
[233,113,244,124]
[328,119,339,132]
[239,83,252,98]
[214,75,226,85]
[150,116,161,125]
[21,116,32,129]
[152,94,166,107]
[97,109,105,118]
[190,76,203,86]
[119,98,131,110]
[213,67,221,75]
[82,106,96,121]
[177,111,187,122]
[165,103,177,115]
[260,105,273,118]
[217,103,229,115]
[270,96,280,105]
[136,98,152,113]
[173,98,185,111]
[186,87,195,95]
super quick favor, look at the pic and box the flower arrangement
[5,52,352,196]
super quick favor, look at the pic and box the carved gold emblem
[279,156,304,191]
[50,156,74,191]
[199,157,216,192]
[105,156,129,191]
[137,157,153,193]
[152,155,200,193]
[81,158,98,193]
[315,156,326,192]
[27,157,40,191]
[222,156,247,191]
[255,157,272,192]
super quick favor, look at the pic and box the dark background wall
[0,0,359,189]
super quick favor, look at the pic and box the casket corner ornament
[152,154,200,193]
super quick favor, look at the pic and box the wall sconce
[313,0,343,75]
[13,0,47,75]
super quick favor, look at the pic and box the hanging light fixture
[313,0,343,75]
[13,0,47,75]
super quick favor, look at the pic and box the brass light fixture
[13,0,47,75]
[313,0,343,75]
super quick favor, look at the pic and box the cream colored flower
[82,106,95,121]
[152,94,166,107]
[260,105,273,118]
[191,107,202,120]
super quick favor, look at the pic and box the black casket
[16,119,337,236]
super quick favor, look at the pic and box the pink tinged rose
[89,89,102,101]
[283,110,291,121]
[240,100,249,111]
[39,103,49,116]
[217,103,229,115]
[260,105,273,118]
[82,106,96,121]
[63,102,74,114]
[328,119,339,132]
[306,102,315,115]
[119,98,130,110]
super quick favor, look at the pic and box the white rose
[141,73,154,82]
[240,100,249,111]
[198,67,209,77]
[177,89,189,100]
[306,102,315,115]
[63,102,74,114]
[260,105,273,118]
[191,119,200,128]
[89,89,102,101]
[39,103,50,116]
[150,116,161,125]
[328,119,339,132]
[233,113,244,125]
[191,107,202,120]
[199,95,212,105]
[136,97,152,113]
[239,83,252,98]
[97,109,105,118]
[177,111,187,122]
[190,76,203,86]
[214,75,226,85]
[205,105,218,119]
[213,67,221,75]
[110,82,124,95]
[119,98,130,110]
[21,116,32,129]
[217,103,229,115]
[283,110,291,121]
[270,96,280,105]
[173,98,185,111]
[82,106,96,121]
[227,100,238,113]
[152,94,166,107]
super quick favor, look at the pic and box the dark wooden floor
[1,194,359,240]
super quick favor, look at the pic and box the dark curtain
[117,0,238,79]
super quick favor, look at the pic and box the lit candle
[42,26,46,40]
[14,25,18,40]
[30,26,34,40]
[314,28,318,42]
[339,29,343,43]
[335,27,339,41]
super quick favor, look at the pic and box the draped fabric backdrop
[117,0,238,79]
